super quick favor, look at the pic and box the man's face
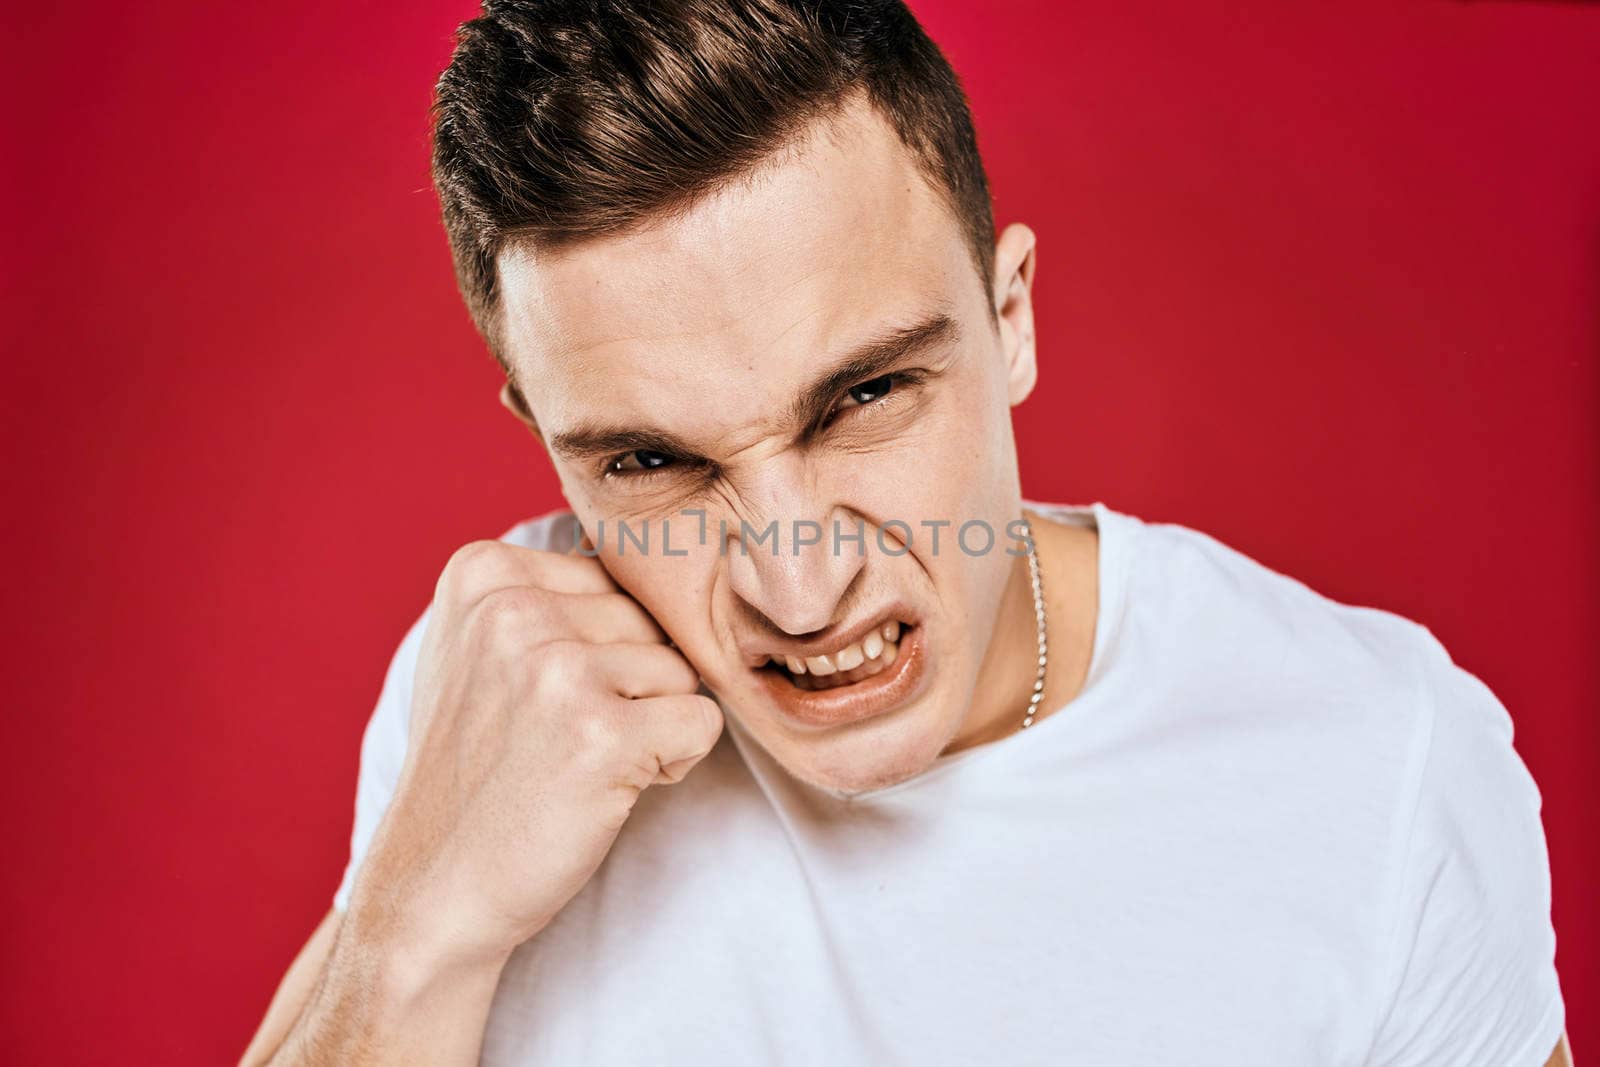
[496,96,1039,795]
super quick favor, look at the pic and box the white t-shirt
[333,500,1565,1066]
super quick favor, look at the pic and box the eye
[827,371,923,427]
[606,449,676,476]
[846,374,896,406]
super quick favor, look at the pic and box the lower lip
[755,624,929,730]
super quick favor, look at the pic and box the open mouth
[757,620,912,691]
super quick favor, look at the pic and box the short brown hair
[432,0,996,365]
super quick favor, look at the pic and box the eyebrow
[548,310,960,464]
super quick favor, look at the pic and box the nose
[726,504,866,636]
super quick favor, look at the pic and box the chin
[757,689,962,798]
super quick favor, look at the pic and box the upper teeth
[775,620,903,676]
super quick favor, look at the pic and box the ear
[991,222,1039,406]
[499,379,544,440]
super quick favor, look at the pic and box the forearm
[264,906,510,1066]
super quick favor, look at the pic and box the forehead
[496,97,979,445]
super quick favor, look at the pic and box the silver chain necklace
[1020,514,1049,730]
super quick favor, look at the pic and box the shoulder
[1104,511,1492,892]
[1115,512,1562,1053]
[1123,512,1561,1042]
[1119,511,1441,721]
[1127,514,1528,770]
[1361,618,1563,1060]
[500,506,582,553]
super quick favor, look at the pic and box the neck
[942,507,1099,756]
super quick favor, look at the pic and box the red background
[5,2,1596,1061]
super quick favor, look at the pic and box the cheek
[601,548,720,643]
[836,376,1013,528]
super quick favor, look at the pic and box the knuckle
[451,538,509,572]
[572,703,625,758]
[527,637,588,692]
[472,585,545,641]
[438,539,509,597]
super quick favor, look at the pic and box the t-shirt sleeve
[329,508,580,914]
[1365,633,1566,1065]
[331,606,429,914]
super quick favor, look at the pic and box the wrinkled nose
[726,507,866,635]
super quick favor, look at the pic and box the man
[243,1,1570,1063]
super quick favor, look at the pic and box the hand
[348,534,724,968]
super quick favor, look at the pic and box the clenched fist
[347,534,724,969]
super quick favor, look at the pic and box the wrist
[287,900,510,1064]
[343,878,517,996]
[332,901,509,1035]
[372,923,510,1019]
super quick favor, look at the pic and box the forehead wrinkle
[534,299,853,463]
[546,301,958,468]
[542,342,795,465]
